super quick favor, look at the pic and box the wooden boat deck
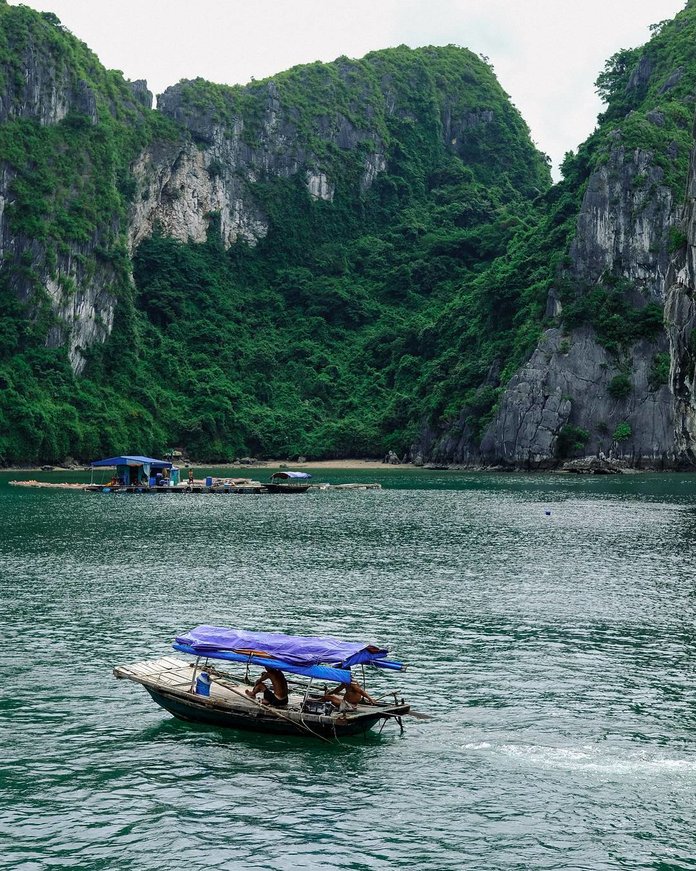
[115,656,278,710]
[114,656,385,716]
[114,656,408,738]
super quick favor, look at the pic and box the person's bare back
[246,667,289,708]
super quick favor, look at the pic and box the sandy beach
[1,458,412,473]
[208,459,407,471]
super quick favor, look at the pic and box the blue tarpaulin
[270,471,312,479]
[174,625,404,674]
[172,642,352,683]
[90,455,173,469]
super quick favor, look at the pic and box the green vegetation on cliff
[111,46,551,460]
[0,6,552,463]
[2,1,696,464]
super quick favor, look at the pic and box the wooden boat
[265,471,312,493]
[114,625,410,741]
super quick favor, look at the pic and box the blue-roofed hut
[89,455,177,489]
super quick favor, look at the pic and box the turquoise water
[1,469,696,870]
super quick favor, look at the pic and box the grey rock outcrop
[128,138,269,251]
[480,327,673,467]
[0,40,97,126]
[128,79,153,110]
[128,79,388,250]
[569,143,678,300]
[0,203,118,374]
[666,120,696,464]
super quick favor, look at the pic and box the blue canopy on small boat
[90,455,173,469]
[172,642,352,683]
[270,471,312,479]
[174,625,404,682]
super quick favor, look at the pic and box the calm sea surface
[1,468,696,870]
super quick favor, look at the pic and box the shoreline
[1,458,690,474]
[0,458,412,473]
[202,459,409,471]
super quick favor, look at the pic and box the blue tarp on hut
[90,455,172,469]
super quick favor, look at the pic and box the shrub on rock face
[555,424,590,458]
[612,422,632,442]
[608,373,632,400]
[648,353,670,390]
[668,226,688,253]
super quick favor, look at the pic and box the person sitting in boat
[319,677,377,712]
[245,667,289,708]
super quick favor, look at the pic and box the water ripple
[1,471,696,869]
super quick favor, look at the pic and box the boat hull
[146,687,390,738]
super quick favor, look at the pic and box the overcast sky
[10,0,688,179]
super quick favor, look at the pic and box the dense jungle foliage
[0,1,695,463]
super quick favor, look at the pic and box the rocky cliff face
[569,142,678,299]
[480,327,673,467]
[127,79,389,251]
[666,121,696,465]
[0,33,97,126]
[0,139,106,375]
[414,138,682,468]
[480,144,680,468]
[0,7,152,373]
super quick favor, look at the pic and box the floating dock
[9,479,382,494]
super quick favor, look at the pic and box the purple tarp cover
[175,625,387,666]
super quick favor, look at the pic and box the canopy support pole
[302,677,313,708]
[189,656,201,693]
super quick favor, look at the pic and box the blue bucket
[195,672,211,696]
[205,476,213,487]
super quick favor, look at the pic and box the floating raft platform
[9,479,382,494]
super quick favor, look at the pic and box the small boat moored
[265,471,313,493]
[114,625,410,741]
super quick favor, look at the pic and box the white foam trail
[497,743,696,776]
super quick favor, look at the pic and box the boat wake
[462,741,696,777]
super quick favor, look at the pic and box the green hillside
[0,3,551,463]
[121,47,551,461]
[3,1,695,465]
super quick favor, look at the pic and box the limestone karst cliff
[666,116,696,465]
[0,0,552,463]
[413,3,696,469]
[475,139,679,469]
[2,0,696,466]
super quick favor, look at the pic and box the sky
[9,0,688,180]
